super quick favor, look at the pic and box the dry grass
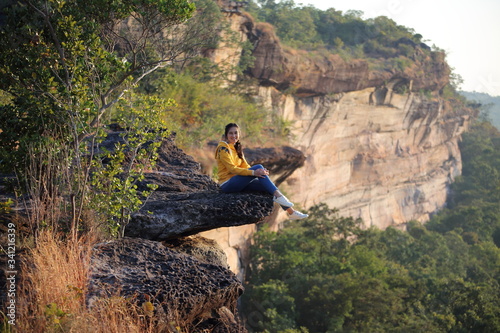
[3,138,234,332]
[13,231,185,333]
[16,231,90,332]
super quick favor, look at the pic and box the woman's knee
[251,164,264,170]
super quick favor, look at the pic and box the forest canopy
[245,0,430,59]
[243,120,500,332]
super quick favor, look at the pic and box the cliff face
[257,87,469,228]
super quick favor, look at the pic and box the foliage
[245,0,430,61]
[243,122,500,332]
[89,92,170,236]
[138,69,287,148]
[427,120,500,239]
[0,198,14,214]
[0,0,206,170]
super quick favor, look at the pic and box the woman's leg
[220,165,277,193]
[244,165,296,210]
[246,165,308,219]
[221,165,290,209]
[245,164,279,194]
[221,164,278,195]
[220,174,259,193]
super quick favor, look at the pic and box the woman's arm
[217,145,254,176]
[241,155,251,169]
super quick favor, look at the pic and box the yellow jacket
[215,141,253,184]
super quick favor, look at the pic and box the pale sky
[294,0,500,97]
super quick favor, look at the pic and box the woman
[215,123,308,220]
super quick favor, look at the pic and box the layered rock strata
[258,87,470,228]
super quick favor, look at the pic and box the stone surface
[87,237,245,332]
[163,235,229,268]
[128,190,273,240]
[206,9,255,83]
[199,224,257,281]
[260,86,473,228]
[245,146,306,186]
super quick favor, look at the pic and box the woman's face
[226,126,239,144]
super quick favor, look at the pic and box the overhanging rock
[124,135,276,241]
[126,191,273,240]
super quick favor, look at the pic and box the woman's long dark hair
[224,123,244,159]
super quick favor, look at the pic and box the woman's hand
[254,168,269,178]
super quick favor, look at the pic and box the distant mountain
[460,91,500,129]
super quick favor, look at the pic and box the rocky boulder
[127,190,274,240]
[245,146,306,186]
[87,237,245,332]
[125,135,308,240]
[163,235,230,268]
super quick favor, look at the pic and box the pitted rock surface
[164,235,229,268]
[87,237,245,332]
[128,191,273,240]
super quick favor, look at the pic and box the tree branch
[26,0,72,90]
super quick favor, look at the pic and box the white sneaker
[289,211,308,220]
[273,195,294,207]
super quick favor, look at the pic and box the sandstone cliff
[257,87,470,228]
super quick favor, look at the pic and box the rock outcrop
[87,236,245,332]
[125,136,277,240]
[87,133,306,331]
[244,145,306,186]
[249,22,449,96]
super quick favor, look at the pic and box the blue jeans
[220,164,288,210]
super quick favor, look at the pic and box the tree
[0,0,223,237]
[0,0,225,167]
[244,197,500,331]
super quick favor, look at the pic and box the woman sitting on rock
[215,122,308,220]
